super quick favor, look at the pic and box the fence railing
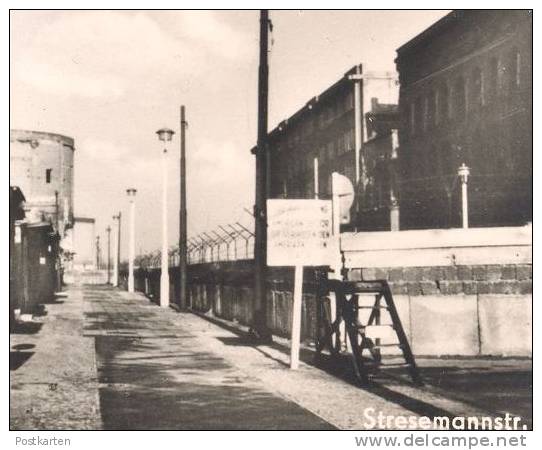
[137,222,254,269]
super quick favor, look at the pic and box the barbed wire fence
[137,221,254,269]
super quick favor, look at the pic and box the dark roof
[267,64,361,141]
[396,10,458,56]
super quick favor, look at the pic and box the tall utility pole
[179,106,188,310]
[252,9,272,342]
[106,226,111,284]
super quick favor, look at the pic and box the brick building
[266,65,399,229]
[395,10,532,229]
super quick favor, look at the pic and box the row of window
[275,91,355,151]
[281,129,356,179]
[407,48,522,134]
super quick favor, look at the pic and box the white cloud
[175,10,254,61]
[16,60,125,99]
[10,11,251,101]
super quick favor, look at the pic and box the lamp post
[112,212,121,287]
[126,188,137,292]
[95,235,100,269]
[156,127,175,308]
[458,163,470,229]
[106,226,111,284]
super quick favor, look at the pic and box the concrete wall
[133,226,531,357]
[342,226,532,357]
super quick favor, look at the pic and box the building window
[45,169,52,183]
[409,101,416,134]
[453,77,466,118]
[510,48,521,89]
[438,84,449,122]
[327,141,335,159]
[472,67,484,108]
[415,96,423,133]
[488,57,499,99]
[422,96,429,131]
[427,90,436,128]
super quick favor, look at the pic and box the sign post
[267,199,333,369]
[291,264,303,369]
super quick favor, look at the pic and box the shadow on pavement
[193,312,533,429]
[10,351,34,371]
[10,322,43,335]
[94,334,334,430]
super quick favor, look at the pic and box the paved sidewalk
[10,290,102,430]
[10,285,532,430]
[84,286,333,430]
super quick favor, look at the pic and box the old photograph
[9,8,532,436]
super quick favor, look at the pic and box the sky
[10,10,448,258]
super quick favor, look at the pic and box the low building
[10,186,26,328]
[395,10,532,229]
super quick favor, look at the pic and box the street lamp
[106,225,111,284]
[126,188,137,292]
[457,163,470,229]
[156,127,175,308]
[112,212,121,287]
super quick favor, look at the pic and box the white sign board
[267,199,333,267]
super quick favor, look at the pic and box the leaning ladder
[316,279,423,386]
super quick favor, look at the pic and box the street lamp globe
[156,127,175,142]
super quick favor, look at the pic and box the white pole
[458,163,470,229]
[313,157,319,199]
[160,147,170,307]
[112,220,119,287]
[128,192,136,293]
[353,67,362,185]
[461,180,469,229]
[329,173,342,333]
[290,264,303,370]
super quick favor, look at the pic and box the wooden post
[117,212,121,287]
[290,264,303,369]
[313,157,319,199]
[252,9,272,342]
[179,106,188,309]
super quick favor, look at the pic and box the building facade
[395,10,532,229]
[266,64,399,230]
[10,129,75,237]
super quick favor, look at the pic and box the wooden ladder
[316,279,422,386]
